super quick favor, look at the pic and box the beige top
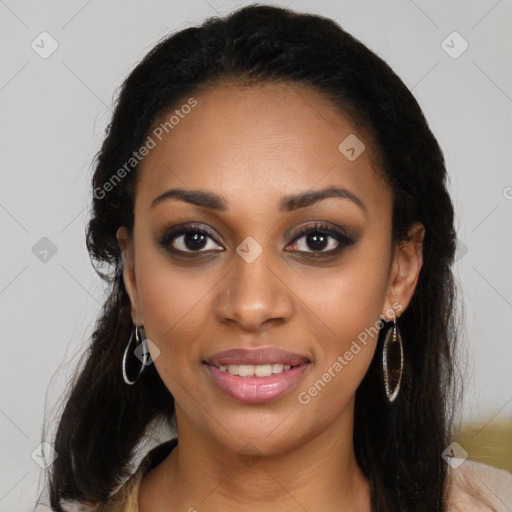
[84,438,512,511]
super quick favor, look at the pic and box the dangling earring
[382,312,404,403]
[122,324,149,385]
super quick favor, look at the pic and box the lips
[204,347,310,367]
[203,347,311,403]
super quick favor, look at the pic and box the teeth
[219,363,295,377]
[227,364,239,376]
[238,364,255,377]
[255,364,272,377]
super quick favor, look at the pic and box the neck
[143,403,371,512]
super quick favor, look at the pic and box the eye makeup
[156,219,360,261]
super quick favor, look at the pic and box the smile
[216,363,295,377]
[203,347,311,403]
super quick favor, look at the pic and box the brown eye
[287,222,357,256]
[291,231,337,252]
[158,224,224,255]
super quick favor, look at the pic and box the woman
[42,4,512,511]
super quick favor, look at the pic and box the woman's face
[117,81,423,456]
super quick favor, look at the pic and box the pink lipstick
[203,347,311,403]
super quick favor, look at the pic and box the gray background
[1,0,511,510]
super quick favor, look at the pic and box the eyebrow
[151,186,367,214]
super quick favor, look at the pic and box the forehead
[135,81,391,220]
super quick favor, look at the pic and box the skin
[117,81,424,512]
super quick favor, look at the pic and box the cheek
[293,282,385,423]
[291,247,390,399]
[297,253,389,345]
[134,251,218,367]
[136,262,212,404]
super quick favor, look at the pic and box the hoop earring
[382,313,404,403]
[122,324,149,385]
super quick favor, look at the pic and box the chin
[201,411,312,456]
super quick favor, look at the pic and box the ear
[381,222,425,320]
[116,226,143,325]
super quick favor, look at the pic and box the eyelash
[157,222,357,259]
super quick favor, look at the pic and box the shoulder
[95,438,178,512]
[446,458,512,511]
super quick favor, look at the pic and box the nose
[213,246,294,332]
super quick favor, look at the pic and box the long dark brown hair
[39,4,461,510]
